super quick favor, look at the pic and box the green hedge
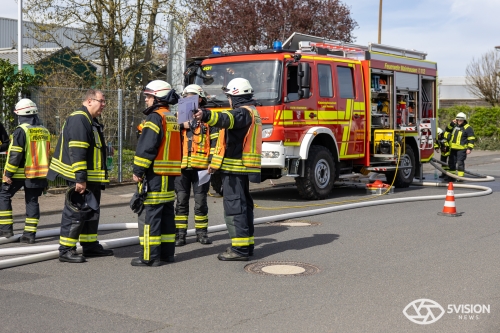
[438,106,500,150]
[108,148,135,181]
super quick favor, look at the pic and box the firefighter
[444,112,475,182]
[193,78,262,261]
[48,90,113,263]
[131,80,181,267]
[434,127,450,178]
[174,84,215,246]
[0,99,50,243]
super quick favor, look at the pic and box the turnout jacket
[133,105,180,205]
[444,121,475,150]
[4,115,49,188]
[180,113,219,169]
[48,106,109,184]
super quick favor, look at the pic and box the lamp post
[378,0,383,44]
[18,0,23,72]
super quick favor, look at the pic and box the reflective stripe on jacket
[444,121,475,150]
[181,123,210,169]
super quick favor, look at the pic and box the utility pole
[378,0,383,44]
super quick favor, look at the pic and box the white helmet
[437,128,443,135]
[144,80,171,98]
[456,112,467,120]
[183,84,207,105]
[14,98,38,115]
[222,78,254,96]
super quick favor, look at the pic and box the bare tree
[183,0,358,58]
[466,50,500,107]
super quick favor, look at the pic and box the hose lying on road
[0,181,493,269]
[430,158,495,182]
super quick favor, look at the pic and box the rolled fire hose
[0,182,493,269]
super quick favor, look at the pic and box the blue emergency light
[273,40,283,50]
[212,46,221,54]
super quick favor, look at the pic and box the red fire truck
[184,32,438,199]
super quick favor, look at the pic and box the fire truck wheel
[296,145,335,200]
[210,173,223,196]
[385,144,415,188]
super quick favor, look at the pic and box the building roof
[0,47,60,65]
[439,76,477,100]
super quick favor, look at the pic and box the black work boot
[130,258,161,267]
[59,249,86,263]
[217,247,249,261]
[20,233,36,244]
[196,229,212,245]
[82,244,114,257]
[0,229,14,238]
[160,255,175,263]
[175,229,186,246]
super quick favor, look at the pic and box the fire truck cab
[185,33,438,199]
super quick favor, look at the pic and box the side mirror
[297,62,311,99]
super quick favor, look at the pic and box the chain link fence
[0,87,146,188]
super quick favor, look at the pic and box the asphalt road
[1,153,500,333]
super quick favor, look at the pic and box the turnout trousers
[448,149,467,177]
[0,182,43,236]
[221,173,254,256]
[138,201,176,262]
[174,168,210,234]
[59,182,101,254]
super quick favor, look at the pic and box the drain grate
[245,261,320,277]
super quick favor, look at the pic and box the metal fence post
[118,88,123,182]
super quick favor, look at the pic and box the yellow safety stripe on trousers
[249,236,255,245]
[25,218,38,224]
[68,141,90,148]
[143,191,176,205]
[221,158,261,173]
[79,234,98,242]
[139,236,144,245]
[24,225,37,232]
[231,237,251,247]
[143,225,150,260]
[206,111,219,127]
[195,222,208,228]
[49,158,76,180]
[175,215,188,229]
[175,215,188,221]
[60,236,78,247]
[0,219,13,225]
[143,121,160,134]
[0,211,13,217]
[176,223,188,229]
[9,145,23,153]
[194,215,208,221]
[134,156,152,169]
[161,234,175,243]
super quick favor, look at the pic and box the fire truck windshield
[194,60,281,106]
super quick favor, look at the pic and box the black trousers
[448,149,467,176]
[174,169,210,232]
[221,173,254,256]
[59,182,101,254]
[138,201,176,262]
[0,182,43,235]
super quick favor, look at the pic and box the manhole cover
[245,261,320,277]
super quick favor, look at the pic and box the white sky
[3,0,500,77]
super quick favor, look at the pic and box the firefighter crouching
[0,99,50,243]
[194,78,262,261]
[174,84,217,246]
[434,127,450,178]
[48,90,113,263]
[444,112,475,182]
[131,80,181,267]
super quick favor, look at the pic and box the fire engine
[184,32,438,199]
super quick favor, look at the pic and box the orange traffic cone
[438,182,462,217]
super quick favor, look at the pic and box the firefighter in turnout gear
[174,84,216,246]
[194,78,262,261]
[434,127,450,178]
[0,99,50,243]
[131,80,181,267]
[444,112,475,181]
[48,90,113,263]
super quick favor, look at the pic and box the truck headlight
[262,127,273,138]
[261,151,280,158]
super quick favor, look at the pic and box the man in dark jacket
[0,99,50,243]
[48,89,113,263]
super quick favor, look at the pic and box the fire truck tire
[210,173,223,196]
[295,145,335,200]
[385,144,416,188]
